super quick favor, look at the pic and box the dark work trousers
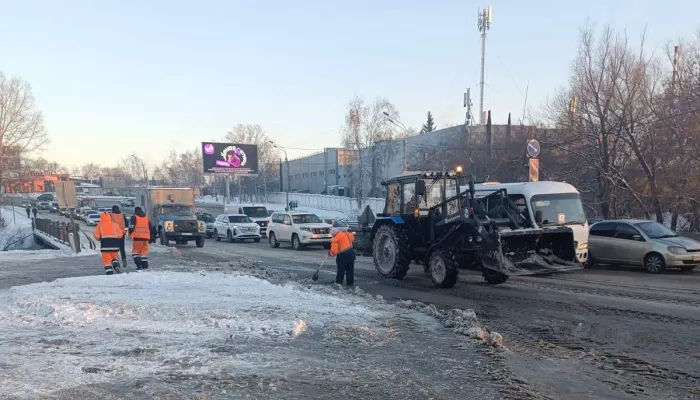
[335,248,356,286]
[118,238,127,264]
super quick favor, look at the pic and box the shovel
[312,255,329,282]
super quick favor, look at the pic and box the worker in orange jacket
[110,205,129,268]
[93,212,124,275]
[328,228,356,286]
[128,206,154,270]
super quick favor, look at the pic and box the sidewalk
[0,245,174,291]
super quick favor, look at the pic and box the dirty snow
[0,270,391,397]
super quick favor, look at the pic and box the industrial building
[279,123,526,198]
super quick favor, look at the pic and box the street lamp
[269,141,290,211]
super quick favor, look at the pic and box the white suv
[213,214,261,243]
[267,212,332,250]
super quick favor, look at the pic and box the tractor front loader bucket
[479,227,581,276]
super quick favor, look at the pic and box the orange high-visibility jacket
[130,215,151,241]
[94,212,124,252]
[329,231,355,257]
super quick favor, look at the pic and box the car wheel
[292,234,303,251]
[269,232,280,248]
[644,253,666,274]
[214,229,221,241]
[227,230,234,243]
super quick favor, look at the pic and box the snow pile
[0,207,35,251]
[0,271,390,397]
[395,299,504,349]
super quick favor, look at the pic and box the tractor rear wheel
[482,268,509,285]
[429,249,458,288]
[372,225,411,280]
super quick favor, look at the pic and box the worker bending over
[328,228,356,286]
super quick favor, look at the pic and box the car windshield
[635,222,678,239]
[242,207,268,218]
[531,193,586,226]
[159,204,193,216]
[228,215,252,223]
[197,214,215,223]
[292,214,322,224]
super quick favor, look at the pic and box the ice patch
[0,271,386,397]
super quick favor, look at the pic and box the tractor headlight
[164,221,174,232]
[198,221,206,232]
[577,242,588,250]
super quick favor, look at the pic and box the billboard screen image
[201,142,259,175]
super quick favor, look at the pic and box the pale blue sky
[1,0,697,168]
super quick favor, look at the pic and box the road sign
[526,139,540,158]
[529,158,539,182]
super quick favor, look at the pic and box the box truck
[134,187,206,247]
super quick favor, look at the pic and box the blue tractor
[353,171,581,288]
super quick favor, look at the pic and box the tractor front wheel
[429,249,459,288]
[372,225,411,280]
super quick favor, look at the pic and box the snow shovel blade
[480,227,581,276]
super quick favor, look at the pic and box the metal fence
[266,192,385,215]
[32,218,83,253]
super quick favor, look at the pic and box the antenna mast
[477,5,492,125]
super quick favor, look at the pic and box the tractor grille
[313,228,330,235]
[176,220,198,232]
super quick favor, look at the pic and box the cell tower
[477,5,492,125]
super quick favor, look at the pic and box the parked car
[323,219,349,232]
[196,212,216,238]
[213,214,261,243]
[267,211,332,250]
[588,219,700,273]
[37,193,54,201]
[83,210,99,222]
[85,213,101,226]
[37,201,51,210]
[49,202,60,213]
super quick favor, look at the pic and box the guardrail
[266,192,385,215]
[32,218,82,253]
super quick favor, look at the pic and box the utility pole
[464,88,472,126]
[402,139,407,173]
[477,5,492,125]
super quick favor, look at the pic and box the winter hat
[134,207,143,213]
[112,205,120,213]
[331,228,340,237]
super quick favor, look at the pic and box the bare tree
[0,71,49,193]
[80,163,102,182]
[340,96,400,200]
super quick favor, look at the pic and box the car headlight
[667,246,687,255]
[578,242,588,250]
[198,221,205,232]
[164,221,174,232]
[300,227,312,232]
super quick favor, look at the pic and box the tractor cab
[381,171,461,217]
[380,171,463,246]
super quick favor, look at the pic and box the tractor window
[385,183,401,215]
[509,195,530,220]
[403,182,416,213]
[423,179,443,208]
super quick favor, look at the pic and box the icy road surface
[0,269,500,399]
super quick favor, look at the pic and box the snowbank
[0,206,35,251]
[0,270,388,396]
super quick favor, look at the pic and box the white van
[468,181,589,263]
[223,203,270,236]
